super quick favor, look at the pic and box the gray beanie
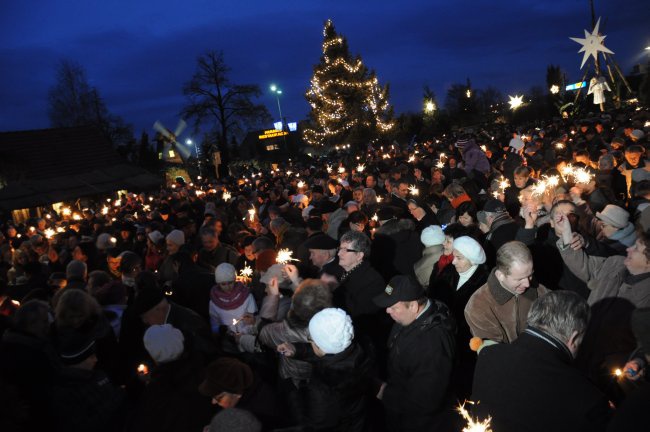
[214,262,237,283]
[209,408,261,432]
[166,229,185,246]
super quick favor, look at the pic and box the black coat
[128,353,213,432]
[294,342,373,431]
[382,300,456,431]
[430,264,488,399]
[472,328,611,432]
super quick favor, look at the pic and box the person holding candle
[209,263,257,335]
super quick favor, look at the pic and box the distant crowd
[1,105,649,432]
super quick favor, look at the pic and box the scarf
[210,282,250,310]
[437,254,454,275]
[457,265,478,290]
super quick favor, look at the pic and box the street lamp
[186,138,202,177]
[270,84,284,130]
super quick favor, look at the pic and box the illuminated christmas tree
[303,19,394,148]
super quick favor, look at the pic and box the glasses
[338,247,360,253]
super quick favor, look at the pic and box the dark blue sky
[2,0,649,138]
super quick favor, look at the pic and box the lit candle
[137,364,149,375]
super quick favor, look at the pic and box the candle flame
[248,209,256,221]
[137,364,149,375]
[614,368,623,377]
[277,248,299,264]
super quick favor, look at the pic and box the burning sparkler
[408,155,415,163]
[408,185,419,196]
[222,190,232,201]
[376,195,383,203]
[240,265,253,279]
[62,207,72,217]
[44,228,56,239]
[372,213,379,222]
[248,209,256,222]
[457,401,492,432]
[72,213,82,221]
[326,166,332,174]
[101,206,109,215]
[277,249,299,264]
[436,160,445,169]
[297,181,305,189]
[356,164,365,172]
[338,166,345,174]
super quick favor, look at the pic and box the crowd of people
[0,105,649,432]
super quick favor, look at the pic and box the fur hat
[308,308,354,354]
[166,229,185,246]
[214,263,237,283]
[596,205,630,229]
[453,236,486,265]
[420,225,445,247]
[143,324,184,364]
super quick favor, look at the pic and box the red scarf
[437,254,454,275]
[210,282,250,310]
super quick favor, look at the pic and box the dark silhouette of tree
[48,59,133,147]
[181,51,270,168]
[444,78,478,126]
[304,19,394,149]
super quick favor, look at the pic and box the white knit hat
[214,263,237,283]
[596,205,630,229]
[143,324,184,364]
[166,229,185,246]
[452,236,486,265]
[148,230,164,244]
[420,225,445,247]
[308,308,354,355]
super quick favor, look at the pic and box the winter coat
[464,269,549,343]
[197,244,240,273]
[472,329,610,432]
[371,218,423,282]
[48,367,125,432]
[129,353,213,432]
[430,263,488,399]
[258,320,313,383]
[558,244,650,395]
[293,342,373,431]
[603,222,637,253]
[413,244,444,288]
[461,140,490,175]
[382,299,456,432]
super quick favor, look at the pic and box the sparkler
[376,195,383,203]
[408,185,419,196]
[137,364,149,375]
[101,206,109,215]
[222,190,232,201]
[326,165,332,173]
[240,265,253,279]
[372,213,379,222]
[338,166,345,174]
[573,167,592,184]
[614,368,623,378]
[44,228,56,239]
[356,164,365,172]
[457,401,493,432]
[56,227,65,233]
[248,209,256,221]
[480,145,487,152]
[408,155,415,163]
[62,207,71,216]
[114,199,122,207]
[297,181,305,189]
[277,248,299,264]
[498,177,510,193]
[72,213,82,221]
[436,160,445,169]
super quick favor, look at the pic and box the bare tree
[181,51,270,155]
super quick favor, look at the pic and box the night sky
[2,0,649,138]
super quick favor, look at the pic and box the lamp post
[270,84,284,130]
[186,138,202,177]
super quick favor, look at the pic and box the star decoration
[508,95,524,110]
[569,18,614,69]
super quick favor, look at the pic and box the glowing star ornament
[508,95,524,111]
[570,18,614,69]
[550,85,560,94]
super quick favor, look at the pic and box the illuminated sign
[565,81,587,91]
[273,121,283,130]
[288,122,297,132]
[259,129,289,140]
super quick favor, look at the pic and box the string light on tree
[303,19,395,148]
